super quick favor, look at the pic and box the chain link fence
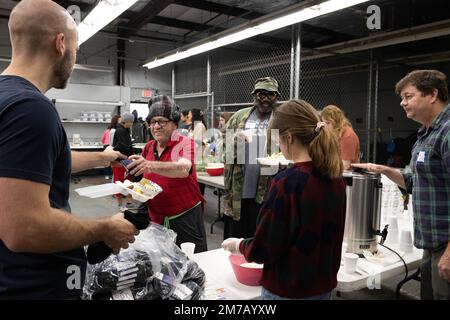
[171,54,208,126]
[210,44,292,109]
[299,51,372,161]
[170,26,449,163]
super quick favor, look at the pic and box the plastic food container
[75,180,162,203]
[116,180,162,202]
[228,255,263,286]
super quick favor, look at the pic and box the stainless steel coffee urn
[343,170,383,254]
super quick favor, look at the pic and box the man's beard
[53,50,73,89]
[256,101,274,114]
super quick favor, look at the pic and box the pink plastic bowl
[228,255,263,286]
[206,167,224,176]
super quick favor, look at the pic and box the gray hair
[121,112,135,124]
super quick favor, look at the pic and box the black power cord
[375,225,409,287]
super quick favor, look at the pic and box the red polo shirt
[142,131,204,224]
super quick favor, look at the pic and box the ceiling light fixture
[143,0,371,70]
[77,0,139,46]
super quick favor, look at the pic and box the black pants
[198,183,206,195]
[170,204,208,253]
[223,198,261,240]
[421,247,450,300]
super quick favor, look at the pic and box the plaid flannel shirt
[403,104,450,249]
[240,162,346,298]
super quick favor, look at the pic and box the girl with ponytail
[222,99,347,300]
[272,100,344,178]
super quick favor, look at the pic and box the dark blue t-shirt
[0,75,86,299]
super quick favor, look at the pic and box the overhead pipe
[366,50,373,163]
[217,19,450,76]
[295,23,301,99]
[373,61,379,163]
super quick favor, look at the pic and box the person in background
[219,112,233,132]
[102,115,121,147]
[352,69,450,300]
[188,108,207,140]
[108,115,120,151]
[211,112,234,213]
[131,110,147,143]
[223,77,280,240]
[222,100,346,300]
[178,110,190,130]
[101,115,120,180]
[188,108,208,195]
[208,112,234,160]
[144,114,154,141]
[321,105,360,170]
[112,112,142,210]
[126,95,208,252]
[0,0,137,299]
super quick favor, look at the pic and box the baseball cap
[251,77,280,95]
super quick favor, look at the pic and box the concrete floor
[70,174,421,300]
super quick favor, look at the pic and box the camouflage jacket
[223,106,274,221]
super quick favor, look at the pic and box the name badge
[417,151,425,163]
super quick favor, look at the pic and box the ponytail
[308,124,343,178]
[270,100,344,178]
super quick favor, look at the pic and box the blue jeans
[261,287,331,300]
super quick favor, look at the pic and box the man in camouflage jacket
[223,77,280,238]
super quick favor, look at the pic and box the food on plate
[267,152,283,159]
[121,178,163,199]
[122,180,134,189]
[136,178,162,197]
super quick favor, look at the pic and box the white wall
[124,40,174,100]
[47,83,130,142]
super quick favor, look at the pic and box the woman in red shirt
[126,95,207,253]
[321,105,360,170]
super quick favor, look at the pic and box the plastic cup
[341,242,348,260]
[386,217,399,244]
[387,229,399,244]
[399,230,413,253]
[388,216,398,229]
[181,242,196,259]
[344,253,359,274]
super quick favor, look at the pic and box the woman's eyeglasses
[149,119,170,127]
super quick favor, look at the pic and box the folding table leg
[396,267,421,299]
[210,188,223,234]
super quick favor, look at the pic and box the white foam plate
[257,156,292,166]
[75,183,122,198]
[75,180,162,203]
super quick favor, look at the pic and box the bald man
[0,0,138,299]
